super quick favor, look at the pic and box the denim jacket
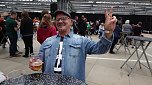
[39,32,113,82]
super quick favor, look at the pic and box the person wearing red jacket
[0,14,7,48]
[37,14,57,44]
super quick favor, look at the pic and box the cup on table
[29,53,43,71]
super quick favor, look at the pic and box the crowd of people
[0,10,143,55]
[0,8,144,83]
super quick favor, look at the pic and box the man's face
[75,16,78,20]
[55,13,72,33]
[12,14,17,19]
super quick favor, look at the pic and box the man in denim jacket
[38,8,117,82]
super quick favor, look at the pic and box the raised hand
[104,7,117,39]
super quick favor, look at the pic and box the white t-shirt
[99,25,104,30]
[54,37,64,73]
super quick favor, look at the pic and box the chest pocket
[44,44,52,58]
[69,44,81,56]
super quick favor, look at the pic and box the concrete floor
[0,34,152,85]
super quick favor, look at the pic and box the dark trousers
[79,32,86,37]
[0,30,7,44]
[90,29,94,35]
[8,35,18,55]
[110,38,119,52]
[22,36,33,56]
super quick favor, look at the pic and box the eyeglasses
[56,16,69,22]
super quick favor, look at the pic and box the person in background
[20,11,34,57]
[122,20,132,33]
[117,17,122,28]
[132,21,142,36]
[0,14,7,48]
[4,12,11,20]
[30,7,117,83]
[37,14,57,44]
[16,17,21,41]
[73,16,79,34]
[35,17,40,29]
[132,21,143,48]
[5,11,21,57]
[94,20,100,35]
[122,20,132,45]
[33,17,40,38]
[86,21,91,37]
[109,21,122,54]
[99,23,105,38]
[78,15,87,36]
[90,21,95,35]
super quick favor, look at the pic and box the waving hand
[104,7,117,39]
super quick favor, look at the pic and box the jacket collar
[56,31,73,38]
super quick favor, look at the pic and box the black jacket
[20,17,33,36]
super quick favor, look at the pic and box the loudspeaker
[50,3,57,14]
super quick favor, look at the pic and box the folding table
[120,36,152,76]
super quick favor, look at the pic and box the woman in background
[37,14,57,44]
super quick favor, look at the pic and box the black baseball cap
[54,10,71,18]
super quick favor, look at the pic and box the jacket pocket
[44,44,52,57]
[69,44,81,56]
